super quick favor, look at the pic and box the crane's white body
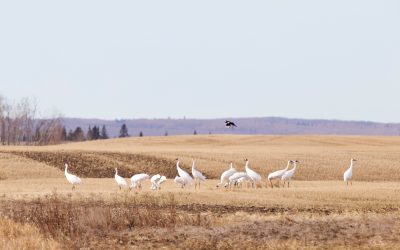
[244,160,261,188]
[191,159,206,189]
[344,159,357,186]
[150,174,161,190]
[176,160,193,185]
[130,173,150,189]
[228,172,249,188]
[157,176,167,189]
[64,164,81,190]
[281,160,298,188]
[268,160,291,188]
[150,174,167,190]
[174,176,188,188]
[217,163,237,188]
[114,168,127,190]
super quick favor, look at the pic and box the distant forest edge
[63,117,400,138]
[2,94,400,146]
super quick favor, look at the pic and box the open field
[1,135,400,249]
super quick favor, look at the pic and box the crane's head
[351,158,357,162]
[175,158,179,161]
[244,158,248,161]
[294,160,299,163]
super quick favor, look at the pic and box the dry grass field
[1,135,400,249]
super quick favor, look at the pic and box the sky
[0,1,399,122]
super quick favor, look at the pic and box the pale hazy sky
[0,1,399,122]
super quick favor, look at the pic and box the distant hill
[61,117,400,137]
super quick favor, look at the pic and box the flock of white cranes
[64,158,358,190]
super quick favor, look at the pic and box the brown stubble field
[0,135,400,249]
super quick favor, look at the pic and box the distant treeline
[65,123,134,142]
[0,95,64,145]
[0,94,150,145]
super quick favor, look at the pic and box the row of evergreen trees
[61,123,201,141]
[62,123,136,142]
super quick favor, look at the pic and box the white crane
[130,173,150,189]
[268,160,292,188]
[216,162,237,188]
[244,159,261,188]
[344,158,357,186]
[114,168,127,190]
[281,160,298,188]
[150,174,161,190]
[176,159,193,185]
[174,176,188,188]
[64,164,81,190]
[237,175,252,188]
[191,159,206,189]
[228,172,249,189]
[157,176,167,189]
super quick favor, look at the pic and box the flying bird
[225,120,237,128]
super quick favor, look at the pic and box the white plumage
[191,159,206,189]
[174,176,188,188]
[64,164,81,190]
[344,158,357,185]
[114,168,127,190]
[157,176,167,189]
[281,160,298,188]
[268,160,292,188]
[130,173,150,189]
[244,159,261,188]
[150,174,161,190]
[217,162,237,188]
[228,172,249,188]
[176,159,193,184]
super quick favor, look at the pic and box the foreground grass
[0,192,399,249]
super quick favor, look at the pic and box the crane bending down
[228,172,249,189]
[150,174,167,190]
[157,176,167,189]
[64,164,81,190]
[268,160,292,188]
[281,160,299,188]
[114,168,127,190]
[130,173,150,189]
[343,158,357,186]
[150,174,161,190]
[191,159,206,189]
[217,162,237,188]
[244,159,261,188]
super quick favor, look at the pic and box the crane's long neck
[176,161,180,169]
[245,161,249,169]
[349,161,354,170]
[230,162,233,169]
[65,165,68,174]
[293,162,297,171]
[192,160,195,171]
[285,161,290,170]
